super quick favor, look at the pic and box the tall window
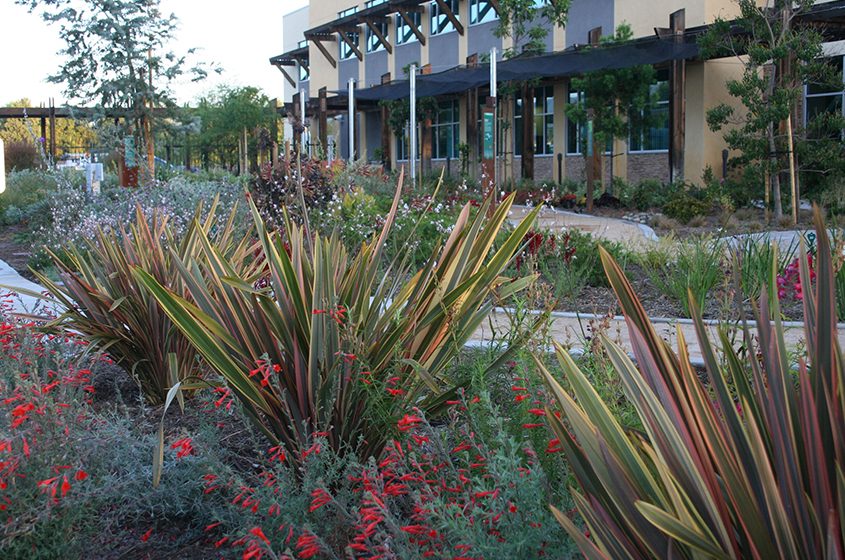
[806,56,845,125]
[432,100,460,159]
[338,7,358,18]
[298,62,309,82]
[469,0,497,25]
[630,70,670,152]
[397,125,420,161]
[566,90,585,155]
[339,30,360,60]
[514,86,554,156]
[365,0,387,7]
[396,12,421,44]
[431,0,460,35]
[366,21,388,53]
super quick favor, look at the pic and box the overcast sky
[0,0,308,106]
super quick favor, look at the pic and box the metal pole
[348,78,355,162]
[300,88,307,156]
[490,48,498,195]
[410,63,417,185]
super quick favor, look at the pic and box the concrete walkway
[0,258,55,317]
[470,307,845,366]
[509,205,658,247]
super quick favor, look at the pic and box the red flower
[397,414,423,432]
[309,488,332,512]
[74,469,88,481]
[140,528,153,542]
[249,526,270,544]
[170,437,194,458]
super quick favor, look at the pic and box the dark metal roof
[269,45,308,67]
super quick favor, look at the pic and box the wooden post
[48,98,56,164]
[521,82,535,180]
[585,28,601,212]
[668,9,686,184]
[292,92,302,151]
[318,87,328,155]
[420,64,433,176]
[380,73,392,171]
[466,54,479,179]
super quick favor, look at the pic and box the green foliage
[193,86,276,169]
[135,176,540,465]
[538,208,845,559]
[662,190,712,224]
[731,234,799,305]
[567,24,658,151]
[629,178,670,211]
[30,200,259,405]
[0,169,83,225]
[639,236,726,316]
[494,0,571,57]
[699,0,843,217]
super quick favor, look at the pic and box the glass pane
[545,119,554,154]
[807,94,843,119]
[808,57,844,95]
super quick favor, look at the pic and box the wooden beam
[273,64,297,88]
[364,19,393,54]
[381,72,392,170]
[521,83,534,180]
[434,0,463,35]
[308,36,337,68]
[318,87,328,152]
[336,28,363,61]
[296,57,310,75]
[398,10,426,46]
[668,9,685,183]
[292,92,302,150]
[585,27,602,212]
[488,0,500,16]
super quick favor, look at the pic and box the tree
[566,24,659,211]
[193,86,276,170]
[700,0,839,223]
[16,0,214,184]
[493,0,571,183]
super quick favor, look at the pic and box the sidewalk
[0,258,55,316]
[508,205,658,247]
[470,307,844,366]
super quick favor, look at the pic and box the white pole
[490,48,498,194]
[300,88,308,156]
[410,63,417,185]
[348,78,355,162]
[0,138,5,194]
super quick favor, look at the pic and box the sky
[0,0,308,107]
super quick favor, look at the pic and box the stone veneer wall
[627,153,670,184]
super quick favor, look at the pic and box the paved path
[0,258,55,317]
[471,308,845,366]
[508,205,658,247]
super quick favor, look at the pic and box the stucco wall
[364,49,388,88]
[394,42,421,78]
[467,20,500,57]
[430,31,460,72]
[566,0,613,46]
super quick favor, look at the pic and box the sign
[124,137,137,168]
[482,112,494,160]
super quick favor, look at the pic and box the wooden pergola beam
[434,0,463,35]
[668,9,686,183]
[398,10,426,46]
[335,28,363,61]
[273,64,297,88]
[364,18,393,54]
[307,35,337,69]
[488,0,501,16]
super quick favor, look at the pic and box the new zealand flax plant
[26,199,260,405]
[135,171,541,465]
[536,207,845,558]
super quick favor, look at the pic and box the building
[271,0,845,186]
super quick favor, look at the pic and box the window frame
[431,0,460,35]
[431,99,460,160]
[469,0,498,25]
[366,20,388,53]
[395,11,421,45]
[338,29,360,61]
[629,70,670,154]
[514,85,555,157]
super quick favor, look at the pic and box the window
[366,21,388,53]
[566,90,585,155]
[397,125,419,161]
[299,62,309,82]
[806,56,845,135]
[339,30,360,60]
[396,12,421,44]
[565,90,614,154]
[338,7,358,18]
[365,0,387,7]
[514,86,554,156]
[630,70,670,152]
[469,0,497,25]
[297,39,308,49]
[431,0,460,35]
[432,100,460,159]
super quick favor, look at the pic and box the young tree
[700,0,839,223]
[16,0,214,184]
[493,0,571,182]
[566,24,659,211]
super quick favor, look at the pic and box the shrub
[662,189,712,223]
[3,140,39,170]
[629,178,668,211]
[30,201,260,405]
[249,158,337,229]
[640,236,726,316]
[135,174,541,466]
[537,208,845,558]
